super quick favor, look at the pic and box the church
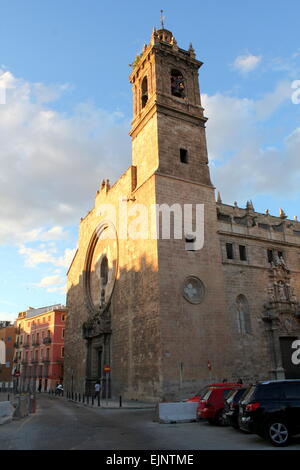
[64,27,300,401]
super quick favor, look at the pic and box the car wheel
[264,419,290,447]
[215,409,228,427]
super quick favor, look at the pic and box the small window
[278,251,284,259]
[180,148,188,164]
[61,347,64,358]
[236,295,252,335]
[62,315,65,322]
[141,76,148,108]
[226,243,234,260]
[239,245,247,261]
[267,249,273,263]
[101,255,108,286]
[171,69,185,98]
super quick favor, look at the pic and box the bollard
[119,395,122,408]
[29,394,36,413]
[78,393,81,402]
[92,396,94,406]
[87,395,89,405]
[75,392,77,401]
[98,395,100,407]
[83,394,85,403]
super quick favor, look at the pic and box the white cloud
[35,275,66,294]
[36,275,65,287]
[0,70,130,245]
[202,82,300,205]
[19,246,77,270]
[233,54,262,74]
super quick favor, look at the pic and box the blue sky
[0,0,300,320]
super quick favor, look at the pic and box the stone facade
[64,28,300,401]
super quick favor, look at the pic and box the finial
[280,208,287,219]
[234,201,238,208]
[294,215,298,221]
[246,200,254,211]
[160,9,165,29]
[188,42,196,58]
[217,191,222,204]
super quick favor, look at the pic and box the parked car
[187,383,242,403]
[224,387,248,429]
[197,384,243,425]
[239,380,300,446]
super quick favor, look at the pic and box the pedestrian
[94,381,101,399]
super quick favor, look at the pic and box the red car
[197,384,242,425]
[187,383,242,403]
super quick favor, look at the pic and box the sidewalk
[45,393,156,410]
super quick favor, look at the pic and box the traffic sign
[103,365,111,373]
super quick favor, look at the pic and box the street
[0,395,300,450]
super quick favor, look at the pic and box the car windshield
[234,388,247,402]
[240,385,256,403]
[194,386,208,398]
[225,389,238,403]
[223,389,233,399]
[202,390,212,401]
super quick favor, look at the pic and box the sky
[0,0,300,321]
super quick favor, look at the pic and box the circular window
[183,276,205,304]
[83,221,119,315]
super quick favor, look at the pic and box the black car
[224,387,247,429]
[239,380,300,446]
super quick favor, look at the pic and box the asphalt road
[0,395,299,450]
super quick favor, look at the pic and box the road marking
[16,412,36,432]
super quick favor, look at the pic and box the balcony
[14,342,19,348]
[21,360,28,365]
[23,343,30,349]
[32,341,40,346]
[42,358,50,363]
[31,359,39,364]
[43,337,52,345]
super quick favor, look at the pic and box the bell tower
[129,28,212,188]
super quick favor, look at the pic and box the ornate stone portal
[263,256,300,379]
[82,221,118,395]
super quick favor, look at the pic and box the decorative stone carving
[263,257,300,322]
